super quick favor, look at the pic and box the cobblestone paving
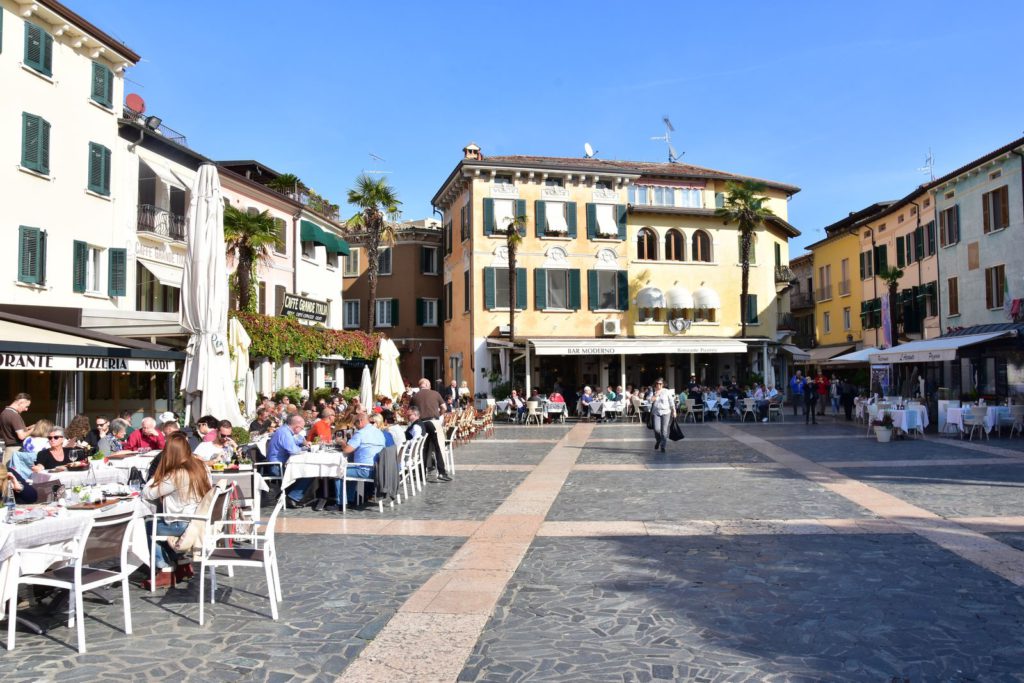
[461,534,1024,682]
[457,443,551,465]
[548,470,875,522]
[578,440,771,465]
[770,434,1008,462]
[1,535,462,682]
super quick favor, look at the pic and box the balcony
[122,107,189,147]
[138,204,186,241]
[838,279,851,296]
[816,284,833,302]
[774,265,796,283]
[777,312,796,331]
[790,291,814,309]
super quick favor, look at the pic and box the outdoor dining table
[30,465,128,491]
[281,450,347,491]
[945,406,1011,434]
[883,406,929,436]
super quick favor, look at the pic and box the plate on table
[67,500,120,511]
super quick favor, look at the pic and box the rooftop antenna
[917,148,935,181]
[650,116,683,163]
[363,152,391,175]
[583,142,599,158]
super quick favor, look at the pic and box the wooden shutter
[416,298,425,325]
[859,252,865,280]
[24,22,52,76]
[983,191,992,233]
[534,268,547,310]
[617,271,629,311]
[586,203,597,239]
[73,240,88,292]
[21,113,50,173]
[18,227,42,284]
[459,206,466,241]
[565,201,577,238]
[391,298,400,325]
[483,267,495,310]
[534,200,546,237]
[747,294,758,324]
[951,205,960,243]
[91,62,113,108]
[515,268,526,310]
[482,198,494,236]
[774,242,781,268]
[568,269,581,310]
[616,204,627,240]
[515,199,527,236]
[108,248,127,296]
[926,221,936,255]
[88,142,110,195]
[999,186,1010,229]
[0,6,4,54]
[914,227,924,261]
[896,236,905,267]
[587,270,598,311]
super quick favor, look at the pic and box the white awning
[530,337,747,356]
[138,257,183,289]
[665,286,694,309]
[140,158,188,191]
[596,204,618,236]
[493,198,515,232]
[868,332,1013,364]
[798,345,854,364]
[0,320,124,349]
[823,347,879,364]
[636,287,665,308]
[693,287,721,309]
[780,344,810,361]
[546,201,568,233]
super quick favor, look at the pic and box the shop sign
[281,293,329,323]
[0,354,176,373]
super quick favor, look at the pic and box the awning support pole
[524,342,531,396]
[620,353,626,393]
[763,343,769,384]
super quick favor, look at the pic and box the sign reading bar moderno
[280,293,329,323]
[0,354,175,373]
[531,341,748,356]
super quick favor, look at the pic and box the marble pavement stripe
[952,516,1024,533]
[337,422,595,683]
[937,436,1024,460]
[588,437,731,443]
[536,518,907,537]
[276,517,482,537]
[827,457,1019,468]
[486,438,560,443]
[713,422,1024,586]
[455,464,536,472]
[574,462,788,472]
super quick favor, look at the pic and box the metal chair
[768,400,784,423]
[740,398,757,423]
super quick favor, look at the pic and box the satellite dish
[125,93,145,114]
[584,142,596,158]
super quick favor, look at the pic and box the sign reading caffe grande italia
[281,293,329,323]
[0,354,175,372]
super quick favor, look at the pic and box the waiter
[410,377,451,482]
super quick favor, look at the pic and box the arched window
[691,230,712,262]
[665,229,684,261]
[636,228,658,260]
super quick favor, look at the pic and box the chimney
[463,142,481,160]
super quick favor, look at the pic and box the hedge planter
[874,426,893,443]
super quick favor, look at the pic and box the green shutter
[774,242,781,268]
[926,221,936,255]
[88,142,111,195]
[568,269,581,311]
[914,227,924,261]
[534,268,547,310]
[535,200,547,237]
[107,248,126,296]
[0,6,4,54]
[482,198,494,236]
[586,203,597,239]
[18,226,43,284]
[73,240,88,292]
[21,113,50,174]
[24,23,53,76]
[896,236,905,267]
[748,294,758,324]
[565,201,577,238]
[617,271,629,311]
[483,267,495,310]
[515,199,527,236]
[416,298,424,325]
[616,204,627,241]
[391,298,400,325]
[91,62,113,108]
[587,270,598,311]
[516,267,526,310]
[859,252,865,280]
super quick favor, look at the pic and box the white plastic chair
[740,398,757,423]
[1008,406,1024,438]
[865,405,879,437]
[524,401,543,426]
[149,480,233,593]
[962,406,988,441]
[199,494,286,625]
[768,400,784,423]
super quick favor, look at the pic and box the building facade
[788,253,814,349]
[431,144,801,399]
[341,218,444,384]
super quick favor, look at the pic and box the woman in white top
[650,378,677,453]
[142,432,211,589]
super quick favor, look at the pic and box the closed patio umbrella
[179,164,247,427]
[359,365,373,408]
[373,339,404,401]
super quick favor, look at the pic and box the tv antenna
[650,116,683,163]
[583,142,599,159]
[917,148,935,181]
[364,152,391,175]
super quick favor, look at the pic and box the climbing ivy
[231,311,380,363]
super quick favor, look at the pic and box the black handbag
[669,420,685,441]
[645,411,654,430]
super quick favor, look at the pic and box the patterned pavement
[6,416,1024,681]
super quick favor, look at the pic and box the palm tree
[346,175,401,331]
[223,205,281,313]
[716,180,776,383]
[503,212,527,381]
[266,173,303,198]
[878,266,905,348]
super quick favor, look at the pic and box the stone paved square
[769,433,1008,462]
[578,440,771,465]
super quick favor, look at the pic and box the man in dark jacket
[803,376,818,424]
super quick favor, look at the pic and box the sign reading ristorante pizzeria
[0,354,175,372]
[280,293,329,323]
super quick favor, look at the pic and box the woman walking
[650,378,677,453]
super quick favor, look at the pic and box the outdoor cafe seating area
[856,397,1024,441]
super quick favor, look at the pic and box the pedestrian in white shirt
[650,378,677,453]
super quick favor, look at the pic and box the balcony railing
[774,265,796,283]
[777,312,796,330]
[122,107,189,147]
[838,279,851,296]
[816,284,833,302]
[138,204,186,241]
[790,291,814,309]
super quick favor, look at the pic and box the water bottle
[5,485,16,522]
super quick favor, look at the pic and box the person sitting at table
[146,418,183,482]
[97,418,134,457]
[1,464,37,504]
[195,415,219,443]
[21,419,53,454]
[507,390,526,421]
[84,415,110,451]
[333,410,385,509]
[546,389,565,422]
[64,414,92,451]
[379,397,396,425]
[579,386,595,420]
[32,427,85,471]
[194,420,238,462]
[142,432,212,588]
[125,416,166,453]
[758,385,779,422]
[268,415,312,508]
[306,408,338,446]
[605,386,617,401]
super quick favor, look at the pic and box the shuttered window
[273,217,287,255]
[482,267,526,310]
[91,62,113,108]
[985,265,1005,310]
[587,270,628,311]
[743,294,759,324]
[896,236,905,268]
[107,248,127,296]
[17,227,47,285]
[73,240,89,293]
[483,198,526,236]
[416,298,438,326]
[87,142,111,195]
[534,269,580,310]
[947,277,959,316]
[21,113,50,174]
[939,206,959,246]
[982,186,1010,234]
[24,22,53,76]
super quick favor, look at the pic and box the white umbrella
[227,317,251,407]
[244,368,257,418]
[179,164,247,427]
[359,365,373,407]
[372,339,404,401]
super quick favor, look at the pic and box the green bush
[341,388,359,402]
[490,381,512,401]
[231,426,251,445]
[274,386,304,405]
[312,387,334,404]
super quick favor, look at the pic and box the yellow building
[430,144,802,397]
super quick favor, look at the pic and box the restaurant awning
[868,331,1013,364]
[327,233,350,256]
[780,344,810,361]
[300,220,332,248]
[138,257,183,289]
[140,158,188,191]
[797,345,854,364]
[529,337,747,356]
[823,347,879,364]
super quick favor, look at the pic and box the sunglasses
[48,436,63,441]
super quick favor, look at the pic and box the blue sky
[78,0,1024,254]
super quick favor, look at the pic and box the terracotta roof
[932,135,1024,188]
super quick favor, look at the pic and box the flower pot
[874,426,893,443]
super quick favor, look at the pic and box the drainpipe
[291,212,301,293]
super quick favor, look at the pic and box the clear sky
[76,0,1024,254]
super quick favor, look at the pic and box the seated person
[126,417,166,452]
[605,386,617,401]
[305,408,338,446]
[268,415,311,507]
[759,385,780,422]
[22,419,53,454]
[32,427,86,471]
[548,389,565,404]
[248,408,274,436]
[507,390,526,420]
[97,418,135,457]
[194,420,238,462]
[2,466,37,504]
[579,386,595,419]
[333,410,385,509]
[379,397,396,425]
[83,416,110,451]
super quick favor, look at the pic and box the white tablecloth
[886,406,929,434]
[281,452,347,489]
[946,406,1010,434]
[31,466,128,490]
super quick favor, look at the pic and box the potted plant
[872,413,894,442]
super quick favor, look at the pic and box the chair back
[968,406,988,422]
[526,401,541,415]
[262,494,287,550]
[1010,405,1024,420]
[743,398,756,410]
[83,510,135,566]
[684,398,695,411]
[547,403,564,415]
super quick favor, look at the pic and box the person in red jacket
[815,372,828,416]
[125,417,166,452]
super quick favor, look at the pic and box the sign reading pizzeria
[281,293,329,323]
[0,354,176,372]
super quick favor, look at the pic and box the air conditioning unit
[601,319,621,336]
[498,324,510,337]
